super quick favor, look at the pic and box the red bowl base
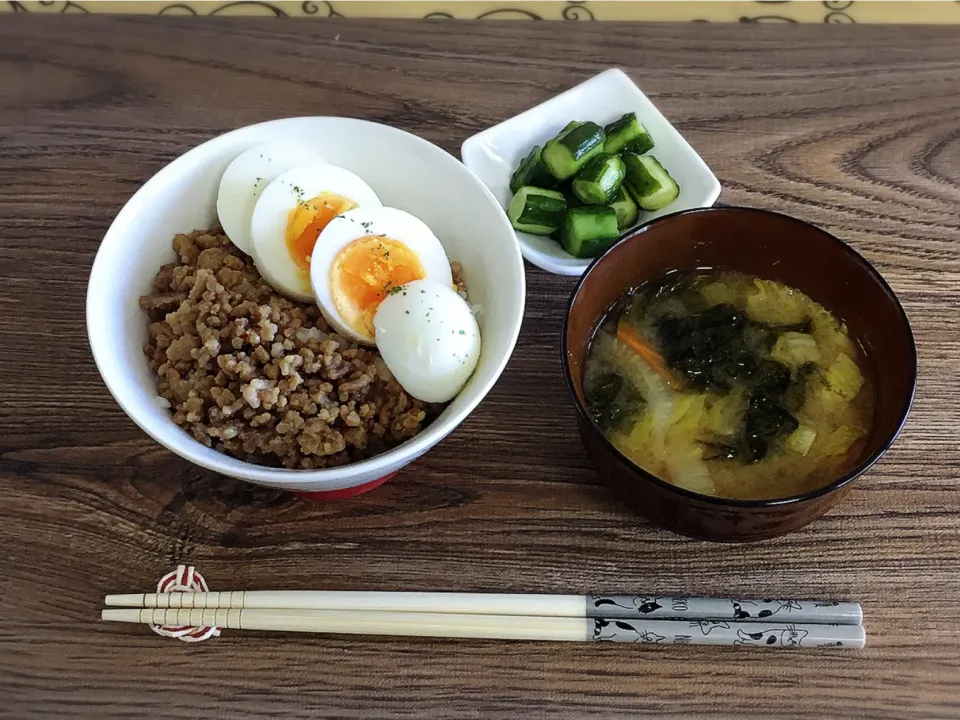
[291,472,397,501]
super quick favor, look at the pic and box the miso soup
[583,270,873,500]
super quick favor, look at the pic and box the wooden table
[1,16,958,719]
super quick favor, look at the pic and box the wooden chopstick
[101,607,866,648]
[104,591,862,626]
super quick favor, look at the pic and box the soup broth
[583,270,874,500]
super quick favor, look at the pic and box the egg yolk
[285,193,357,272]
[330,235,426,337]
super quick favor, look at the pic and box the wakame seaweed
[655,303,757,392]
[653,295,801,463]
[586,372,643,431]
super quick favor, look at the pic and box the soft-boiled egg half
[310,207,453,345]
[217,142,326,254]
[249,164,382,302]
[374,279,481,403]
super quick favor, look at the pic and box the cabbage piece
[661,394,713,493]
[770,332,821,368]
[818,425,864,458]
[665,444,713,495]
[786,425,817,456]
[825,353,864,400]
[745,279,809,326]
[802,380,850,423]
[701,389,746,440]
[808,305,856,366]
[665,443,716,495]
[665,393,708,440]
[614,409,657,458]
[701,281,739,308]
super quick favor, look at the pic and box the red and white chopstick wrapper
[150,565,220,643]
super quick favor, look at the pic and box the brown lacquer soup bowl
[562,207,917,542]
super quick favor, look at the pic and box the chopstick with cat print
[105,591,862,626]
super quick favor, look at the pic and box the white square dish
[461,68,721,276]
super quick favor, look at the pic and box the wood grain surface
[1,16,958,719]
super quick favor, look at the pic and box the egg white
[374,279,481,403]
[310,207,453,345]
[249,164,382,302]
[216,142,325,254]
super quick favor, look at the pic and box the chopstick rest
[143,565,220,643]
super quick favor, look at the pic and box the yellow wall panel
[5,1,959,23]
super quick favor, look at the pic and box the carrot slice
[616,320,683,389]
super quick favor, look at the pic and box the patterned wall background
[5,1,960,23]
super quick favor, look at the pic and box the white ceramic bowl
[461,68,721,277]
[87,117,526,496]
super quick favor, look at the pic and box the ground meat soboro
[140,228,442,469]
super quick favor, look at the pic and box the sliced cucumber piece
[622,154,680,211]
[509,145,556,194]
[604,112,655,155]
[625,134,655,155]
[572,154,625,205]
[609,187,639,231]
[542,121,606,181]
[560,206,620,259]
[507,186,567,236]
